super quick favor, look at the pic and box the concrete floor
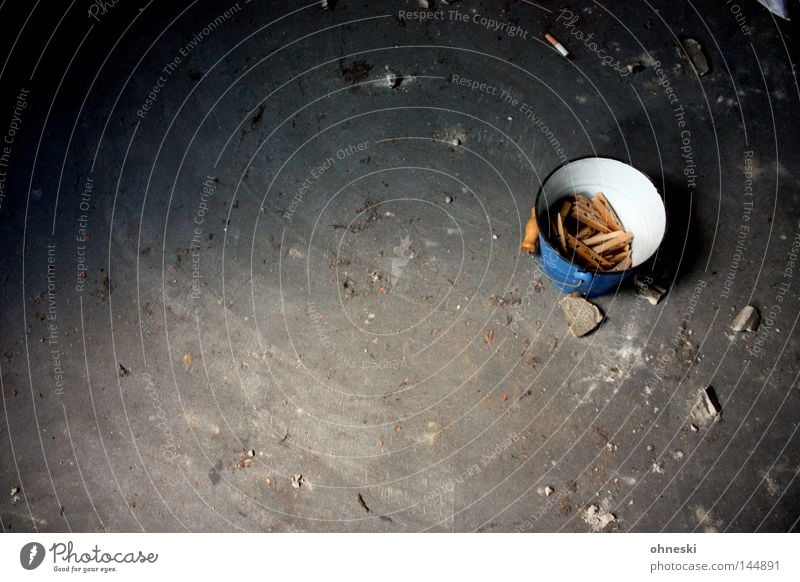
[0,0,798,532]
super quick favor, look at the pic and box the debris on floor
[340,60,373,85]
[651,461,665,474]
[677,38,710,76]
[118,363,132,377]
[582,504,616,532]
[756,0,790,19]
[343,277,357,298]
[730,305,760,332]
[544,486,554,497]
[633,274,667,305]
[235,449,256,469]
[384,67,401,89]
[10,486,20,497]
[432,127,468,148]
[699,385,722,419]
[444,195,453,204]
[357,493,370,512]
[489,293,522,307]
[292,474,304,489]
[559,293,604,337]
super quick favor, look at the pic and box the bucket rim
[533,155,660,213]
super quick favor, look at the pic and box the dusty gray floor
[0,0,798,532]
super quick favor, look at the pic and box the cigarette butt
[545,33,569,57]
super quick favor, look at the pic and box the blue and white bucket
[535,157,666,298]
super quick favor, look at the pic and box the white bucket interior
[537,158,666,267]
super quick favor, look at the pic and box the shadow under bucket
[535,157,666,298]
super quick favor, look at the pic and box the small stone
[384,68,400,89]
[700,386,722,418]
[730,305,760,332]
[544,486,554,497]
[651,462,665,474]
[582,504,616,531]
[677,38,710,76]
[558,293,604,337]
[10,487,19,497]
[292,474,304,489]
[247,449,255,458]
[444,195,453,204]
[646,444,654,452]
[689,423,699,432]
[492,234,499,240]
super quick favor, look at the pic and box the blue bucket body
[538,234,633,298]
[533,157,665,299]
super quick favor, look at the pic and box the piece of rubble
[418,0,429,7]
[689,423,699,432]
[235,449,255,469]
[633,275,667,305]
[730,305,760,332]
[677,38,710,76]
[384,67,401,89]
[558,293,604,337]
[700,386,722,418]
[583,504,616,532]
[292,474,304,489]
[544,486,554,497]
[10,486,19,497]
